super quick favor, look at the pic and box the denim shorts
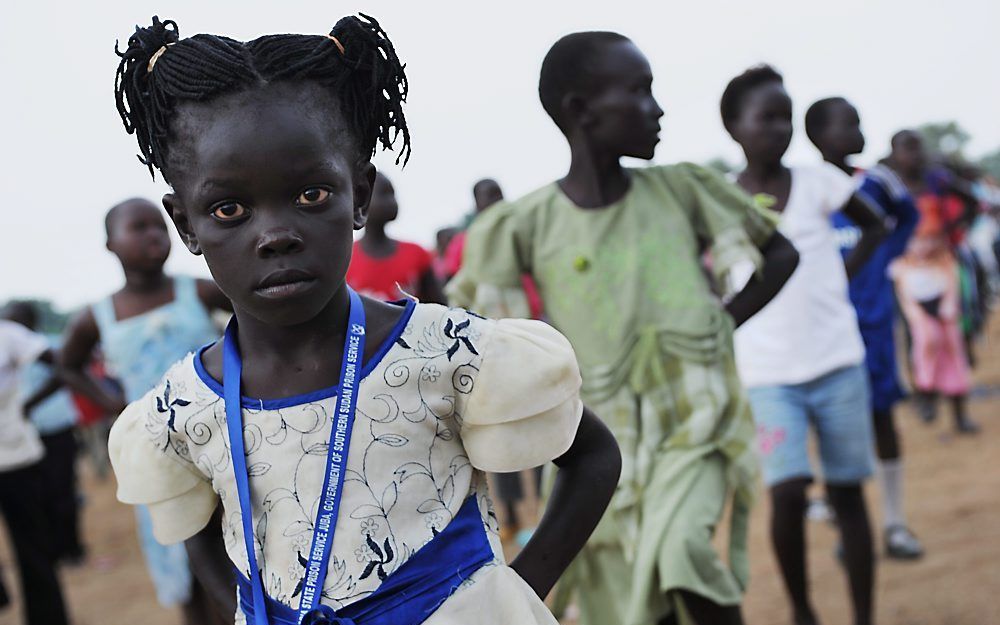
[747,364,875,487]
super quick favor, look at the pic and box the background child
[453,32,799,625]
[723,65,885,625]
[885,131,981,432]
[805,97,924,559]
[106,14,620,625]
[347,172,446,303]
[0,310,70,625]
[10,302,87,565]
[442,178,505,280]
[60,197,232,624]
[891,234,977,432]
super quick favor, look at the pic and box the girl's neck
[201,288,406,399]
[560,141,630,209]
[901,170,925,189]
[823,152,853,175]
[234,285,351,369]
[360,223,397,257]
[885,159,922,188]
[121,268,170,293]
[741,158,788,183]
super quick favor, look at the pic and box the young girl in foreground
[108,15,620,625]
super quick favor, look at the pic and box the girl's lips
[253,277,318,299]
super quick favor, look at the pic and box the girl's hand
[509,407,621,599]
[841,193,887,278]
[725,231,799,327]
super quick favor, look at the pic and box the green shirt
[451,163,778,623]
[456,163,775,400]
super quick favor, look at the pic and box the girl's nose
[256,228,305,258]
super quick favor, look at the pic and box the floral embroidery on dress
[144,304,502,611]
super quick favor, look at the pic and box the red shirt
[347,240,433,301]
[443,231,468,279]
[71,359,116,426]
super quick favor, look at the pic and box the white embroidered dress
[109,302,583,624]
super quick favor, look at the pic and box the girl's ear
[353,162,377,230]
[162,193,203,255]
[563,91,596,130]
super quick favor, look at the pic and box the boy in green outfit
[450,32,799,625]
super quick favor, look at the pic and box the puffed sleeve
[457,318,583,473]
[446,202,535,319]
[108,393,218,544]
[668,163,780,294]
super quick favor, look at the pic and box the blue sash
[235,496,494,625]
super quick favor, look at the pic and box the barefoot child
[347,172,446,303]
[452,32,799,625]
[60,198,233,623]
[723,66,886,625]
[107,15,620,625]
[805,97,924,560]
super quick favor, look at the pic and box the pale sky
[3,0,998,311]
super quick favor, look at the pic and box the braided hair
[114,14,410,183]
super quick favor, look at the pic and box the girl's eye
[211,202,248,221]
[297,187,330,206]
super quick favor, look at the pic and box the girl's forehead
[743,82,790,112]
[179,83,345,135]
[172,86,356,175]
[590,41,651,85]
[109,202,164,234]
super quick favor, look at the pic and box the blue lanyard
[224,289,367,625]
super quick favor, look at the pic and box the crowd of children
[1,13,998,625]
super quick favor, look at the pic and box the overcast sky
[3,0,998,310]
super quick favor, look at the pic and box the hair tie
[325,34,345,55]
[147,43,174,73]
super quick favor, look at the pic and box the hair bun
[121,16,179,61]
[328,13,411,164]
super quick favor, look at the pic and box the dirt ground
[2,330,999,625]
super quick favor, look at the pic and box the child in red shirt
[347,172,446,303]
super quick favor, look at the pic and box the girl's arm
[185,508,237,618]
[197,279,234,312]
[842,193,888,278]
[510,407,621,599]
[25,349,112,415]
[725,231,799,328]
[59,311,127,414]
